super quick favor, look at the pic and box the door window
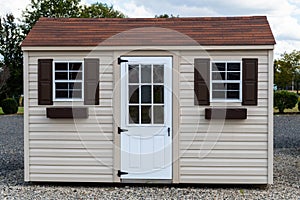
[128,64,165,125]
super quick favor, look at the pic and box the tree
[274,90,298,113]
[0,65,10,97]
[80,2,125,18]
[22,0,125,34]
[274,50,300,91]
[0,14,24,99]
[155,14,179,18]
[22,0,82,34]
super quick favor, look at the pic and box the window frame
[52,61,84,102]
[210,61,242,103]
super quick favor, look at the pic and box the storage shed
[22,16,276,184]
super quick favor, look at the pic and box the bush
[1,98,18,114]
[274,91,298,113]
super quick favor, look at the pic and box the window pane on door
[129,65,139,83]
[141,106,151,124]
[129,85,139,103]
[129,106,139,124]
[141,65,151,83]
[154,85,164,103]
[154,106,164,124]
[153,65,164,83]
[141,85,151,103]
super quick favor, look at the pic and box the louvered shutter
[194,58,210,105]
[242,58,258,105]
[84,58,100,105]
[38,59,53,105]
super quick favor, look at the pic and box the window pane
[129,65,139,83]
[56,90,68,98]
[212,91,225,99]
[212,63,225,71]
[129,85,139,103]
[69,82,82,90]
[70,90,82,98]
[129,106,139,124]
[141,106,151,124]
[69,72,82,80]
[55,63,68,71]
[212,72,225,80]
[69,62,82,71]
[227,72,240,80]
[227,83,240,90]
[141,65,151,83]
[55,72,68,80]
[141,85,151,103]
[227,91,239,99]
[56,83,68,89]
[154,106,164,124]
[212,83,226,90]
[153,65,164,83]
[154,85,164,103]
[227,63,240,71]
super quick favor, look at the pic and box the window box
[205,108,247,119]
[46,107,88,118]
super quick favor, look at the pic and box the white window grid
[127,63,165,126]
[53,61,84,101]
[210,61,242,102]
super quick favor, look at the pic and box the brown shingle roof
[22,16,276,47]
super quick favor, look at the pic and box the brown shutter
[38,59,53,105]
[84,58,99,105]
[194,58,210,105]
[242,58,258,105]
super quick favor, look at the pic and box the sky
[1,0,300,58]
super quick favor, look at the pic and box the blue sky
[1,0,300,58]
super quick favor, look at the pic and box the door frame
[113,52,180,183]
[120,56,172,180]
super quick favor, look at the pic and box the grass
[274,103,299,114]
[0,107,24,115]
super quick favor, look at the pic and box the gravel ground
[0,115,299,199]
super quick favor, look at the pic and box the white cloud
[0,0,30,19]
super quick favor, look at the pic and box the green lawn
[274,103,299,114]
[0,107,24,115]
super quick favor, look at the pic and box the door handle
[167,127,170,137]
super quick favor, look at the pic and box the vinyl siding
[24,48,272,184]
[25,51,114,182]
[178,50,270,184]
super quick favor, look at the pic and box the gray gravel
[0,115,299,199]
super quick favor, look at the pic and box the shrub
[274,91,298,113]
[298,101,300,112]
[1,98,18,114]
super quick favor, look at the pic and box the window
[53,62,83,101]
[211,62,242,102]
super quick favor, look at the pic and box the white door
[120,57,172,179]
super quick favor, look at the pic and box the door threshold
[121,179,172,184]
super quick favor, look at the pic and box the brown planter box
[205,108,247,119]
[46,107,88,119]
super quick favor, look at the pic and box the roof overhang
[22,45,275,51]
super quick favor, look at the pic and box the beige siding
[178,50,270,184]
[26,51,114,182]
[25,48,272,184]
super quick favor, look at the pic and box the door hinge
[117,170,128,177]
[118,127,128,134]
[168,127,170,137]
[118,57,128,65]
